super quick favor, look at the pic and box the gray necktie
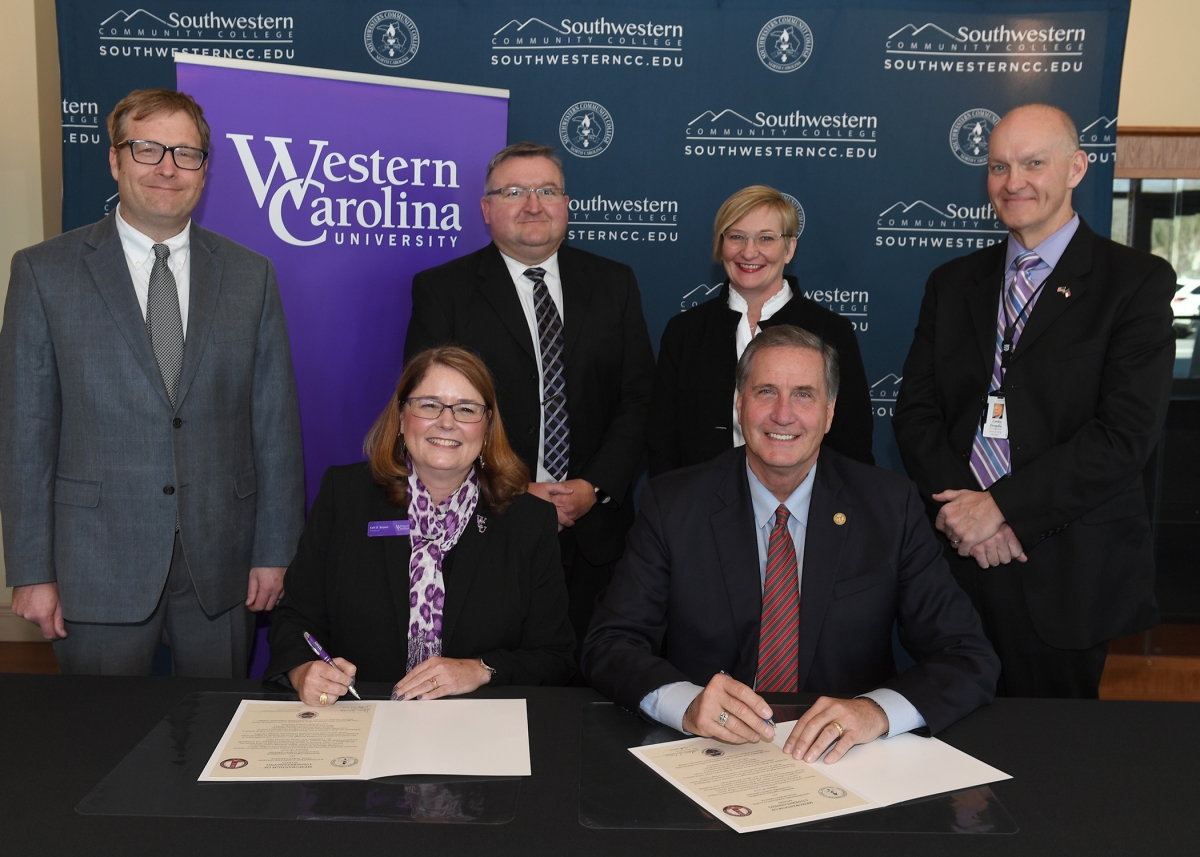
[146,243,185,407]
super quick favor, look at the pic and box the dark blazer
[649,278,874,475]
[893,218,1177,649]
[0,213,304,621]
[266,463,576,686]
[582,447,999,736]
[405,242,655,565]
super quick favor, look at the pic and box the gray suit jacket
[0,212,305,622]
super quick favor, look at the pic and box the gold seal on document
[833,512,847,526]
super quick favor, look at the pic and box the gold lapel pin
[833,512,847,526]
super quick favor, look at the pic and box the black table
[3,674,1197,856]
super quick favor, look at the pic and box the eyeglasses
[722,231,793,249]
[118,140,209,170]
[485,186,566,203]
[404,397,489,423]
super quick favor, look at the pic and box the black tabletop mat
[77,691,519,824]
[579,702,1017,833]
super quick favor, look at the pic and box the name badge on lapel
[982,394,1009,439]
[368,520,410,537]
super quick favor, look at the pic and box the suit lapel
[478,244,537,362]
[796,457,851,691]
[557,247,593,364]
[380,495,414,640]
[1012,221,1094,360]
[709,451,765,685]
[966,246,1007,378]
[440,508,486,651]
[84,216,173,409]
[177,225,221,409]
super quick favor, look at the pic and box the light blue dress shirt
[640,460,926,738]
[1003,212,1080,302]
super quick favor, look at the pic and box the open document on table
[199,699,530,782]
[630,719,1011,833]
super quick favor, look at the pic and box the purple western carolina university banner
[176,56,508,506]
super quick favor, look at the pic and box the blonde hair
[712,185,799,261]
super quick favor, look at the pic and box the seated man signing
[582,325,999,763]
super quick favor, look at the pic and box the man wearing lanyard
[893,104,1177,698]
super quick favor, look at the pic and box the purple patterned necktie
[969,251,1042,489]
[525,267,570,481]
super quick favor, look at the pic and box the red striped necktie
[758,504,799,692]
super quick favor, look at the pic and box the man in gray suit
[0,88,304,677]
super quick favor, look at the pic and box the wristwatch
[479,658,498,683]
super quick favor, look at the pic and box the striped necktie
[969,251,1042,489]
[147,243,185,408]
[757,505,800,693]
[525,267,570,481]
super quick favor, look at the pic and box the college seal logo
[559,101,615,158]
[757,16,813,73]
[780,193,807,239]
[365,11,420,67]
[819,786,848,798]
[722,804,753,817]
[950,108,1001,166]
[331,756,360,767]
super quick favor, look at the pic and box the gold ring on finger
[831,720,845,738]
[319,692,329,706]
[431,678,439,690]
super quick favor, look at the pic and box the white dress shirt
[498,250,565,484]
[640,460,926,738]
[728,281,793,447]
[114,204,192,335]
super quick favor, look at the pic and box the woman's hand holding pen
[288,658,357,706]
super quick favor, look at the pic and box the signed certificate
[199,699,530,782]
[629,720,1010,833]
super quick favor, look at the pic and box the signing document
[631,719,1009,833]
[199,699,530,782]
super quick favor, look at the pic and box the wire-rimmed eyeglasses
[404,397,489,423]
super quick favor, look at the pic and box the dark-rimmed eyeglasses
[118,140,209,170]
[485,187,566,203]
[404,397,489,423]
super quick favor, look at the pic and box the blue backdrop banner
[56,0,1129,473]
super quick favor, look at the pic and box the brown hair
[712,185,799,261]
[736,325,840,401]
[107,88,211,151]
[364,346,529,512]
[484,141,564,189]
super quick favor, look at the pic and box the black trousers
[953,558,1109,698]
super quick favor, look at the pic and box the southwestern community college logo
[950,108,1001,166]
[780,193,806,239]
[365,10,420,67]
[757,16,813,72]
[559,102,615,158]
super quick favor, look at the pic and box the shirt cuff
[639,681,705,734]
[858,687,926,738]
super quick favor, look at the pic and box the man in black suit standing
[584,326,997,763]
[405,142,654,656]
[893,104,1177,698]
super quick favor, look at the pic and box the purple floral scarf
[405,464,479,673]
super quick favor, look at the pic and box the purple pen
[303,631,361,700]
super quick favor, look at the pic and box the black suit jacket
[582,448,999,736]
[405,243,655,564]
[648,278,874,475]
[266,463,576,686]
[893,218,1176,648]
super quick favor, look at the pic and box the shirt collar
[1005,212,1079,272]
[498,248,561,285]
[727,280,793,317]
[746,457,816,531]
[115,204,191,269]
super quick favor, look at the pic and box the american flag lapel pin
[1056,285,1072,298]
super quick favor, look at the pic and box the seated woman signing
[267,346,575,704]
